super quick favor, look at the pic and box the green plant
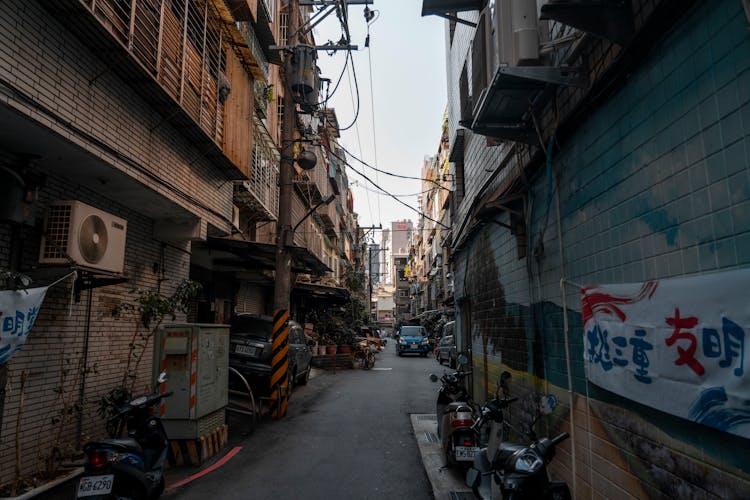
[111,280,201,393]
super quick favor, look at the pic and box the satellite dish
[79,214,108,264]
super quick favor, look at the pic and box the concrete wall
[452,0,750,498]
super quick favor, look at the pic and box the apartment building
[426,0,750,496]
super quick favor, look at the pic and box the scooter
[430,356,480,467]
[77,372,171,499]
[465,395,571,499]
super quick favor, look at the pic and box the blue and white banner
[0,286,48,365]
[582,269,750,438]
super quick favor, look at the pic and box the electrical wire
[337,142,447,189]
[337,49,361,132]
[325,140,448,229]
[366,18,382,227]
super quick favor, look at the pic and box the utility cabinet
[154,323,229,439]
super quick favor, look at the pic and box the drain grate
[416,414,437,421]
[425,431,439,443]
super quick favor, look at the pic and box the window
[279,12,289,43]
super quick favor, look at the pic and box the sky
[312,1,448,238]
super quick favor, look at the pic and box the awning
[421,0,482,16]
[194,237,331,275]
[292,282,349,303]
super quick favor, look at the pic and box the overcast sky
[313,1,447,240]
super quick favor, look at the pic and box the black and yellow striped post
[269,309,289,419]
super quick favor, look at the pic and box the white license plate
[77,474,114,497]
[235,345,257,356]
[455,446,480,461]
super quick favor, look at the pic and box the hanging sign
[582,268,750,438]
[0,286,49,365]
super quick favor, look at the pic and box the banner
[0,286,49,365]
[582,269,750,438]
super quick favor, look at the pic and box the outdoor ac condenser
[39,200,127,274]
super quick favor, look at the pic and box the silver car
[437,321,457,368]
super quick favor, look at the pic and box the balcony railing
[235,115,280,221]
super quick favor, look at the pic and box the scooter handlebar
[551,432,570,446]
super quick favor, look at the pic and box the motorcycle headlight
[513,451,543,473]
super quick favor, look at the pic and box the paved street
[164,343,462,500]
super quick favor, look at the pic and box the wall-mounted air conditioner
[39,200,127,274]
[495,0,540,66]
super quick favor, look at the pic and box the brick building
[0,0,358,488]
[428,0,750,497]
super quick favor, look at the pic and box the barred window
[280,12,289,43]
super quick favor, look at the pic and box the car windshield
[230,316,273,341]
[400,326,425,337]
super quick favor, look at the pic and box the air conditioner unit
[39,200,127,274]
[496,0,540,66]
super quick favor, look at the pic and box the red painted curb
[164,446,243,493]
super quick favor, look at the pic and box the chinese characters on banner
[0,286,49,365]
[582,269,750,439]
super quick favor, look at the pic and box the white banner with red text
[0,286,49,365]
[582,268,750,438]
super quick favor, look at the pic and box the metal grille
[247,116,280,217]
[88,0,231,144]
[197,408,226,436]
[42,204,72,260]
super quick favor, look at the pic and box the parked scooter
[77,372,171,499]
[429,355,480,467]
[465,390,571,499]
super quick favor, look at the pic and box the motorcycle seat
[447,402,472,412]
[95,438,144,454]
[493,442,525,465]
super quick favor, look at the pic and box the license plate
[235,345,257,356]
[411,343,418,347]
[455,446,480,461]
[77,474,114,497]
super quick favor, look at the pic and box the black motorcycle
[466,396,571,500]
[77,373,171,499]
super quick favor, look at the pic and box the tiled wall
[453,0,750,497]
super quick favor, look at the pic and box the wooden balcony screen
[90,0,230,145]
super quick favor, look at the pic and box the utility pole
[271,0,300,420]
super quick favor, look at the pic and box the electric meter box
[153,323,229,439]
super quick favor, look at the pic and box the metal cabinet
[154,323,229,439]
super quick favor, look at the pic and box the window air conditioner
[39,200,127,274]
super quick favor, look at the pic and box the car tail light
[89,451,109,468]
[451,419,474,428]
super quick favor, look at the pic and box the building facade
[0,0,360,487]
[430,0,750,497]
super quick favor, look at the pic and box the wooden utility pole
[271,0,299,419]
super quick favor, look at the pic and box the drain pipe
[550,137,578,498]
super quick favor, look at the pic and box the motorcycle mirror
[457,354,468,366]
[429,373,439,382]
[539,394,557,415]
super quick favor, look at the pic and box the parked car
[229,314,312,395]
[437,321,457,368]
[396,325,430,356]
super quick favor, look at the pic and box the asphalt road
[165,343,446,500]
